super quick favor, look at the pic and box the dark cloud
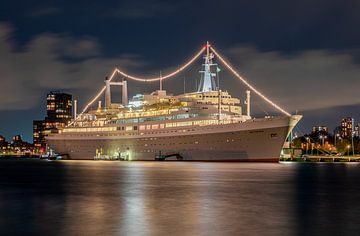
[0,23,144,110]
[107,0,182,19]
[222,45,360,113]
[56,37,102,59]
[28,7,62,17]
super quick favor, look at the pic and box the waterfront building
[0,135,9,153]
[0,135,36,155]
[355,124,360,138]
[10,135,34,154]
[33,120,46,150]
[341,117,354,138]
[309,126,329,144]
[46,91,72,120]
[311,126,328,136]
[33,91,73,151]
[12,135,22,143]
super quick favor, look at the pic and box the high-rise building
[46,91,72,120]
[33,91,72,151]
[33,120,46,149]
[340,117,354,138]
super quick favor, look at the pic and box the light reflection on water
[0,160,360,235]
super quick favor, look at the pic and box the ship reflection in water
[0,160,360,235]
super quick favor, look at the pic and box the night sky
[1,0,360,142]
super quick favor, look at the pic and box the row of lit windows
[63,127,117,133]
[47,105,55,110]
[64,119,234,134]
[110,113,196,125]
[197,101,236,105]
[116,109,176,119]
[199,95,231,99]
[56,114,71,118]
[47,104,71,111]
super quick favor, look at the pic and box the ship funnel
[246,90,251,117]
[104,76,128,108]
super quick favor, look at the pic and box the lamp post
[334,133,339,146]
[351,131,355,156]
[311,143,314,155]
[319,135,322,146]
[347,144,351,156]
[306,137,310,155]
[319,135,324,147]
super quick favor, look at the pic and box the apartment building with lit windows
[33,91,72,151]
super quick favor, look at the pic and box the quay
[0,154,40,158]
[280,155,360,163]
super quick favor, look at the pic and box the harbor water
[0,159,359,235]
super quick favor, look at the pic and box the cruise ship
[47,44,302,161]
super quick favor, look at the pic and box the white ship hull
[47,115,301,161]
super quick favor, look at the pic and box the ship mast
[198,41,219,92]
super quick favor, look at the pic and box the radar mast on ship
[198,41,220,92]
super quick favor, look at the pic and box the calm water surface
[0,159,360,235]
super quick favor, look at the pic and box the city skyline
[1,0,360,141]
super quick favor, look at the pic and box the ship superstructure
[47,42,302,161]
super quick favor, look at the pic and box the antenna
[206,41,210,63]
[183,77,186,94]
[216,65,220,90]
[246,90,251,117]
[159,70,163,91]
[73,100,77,119]
[218,90,222,122]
